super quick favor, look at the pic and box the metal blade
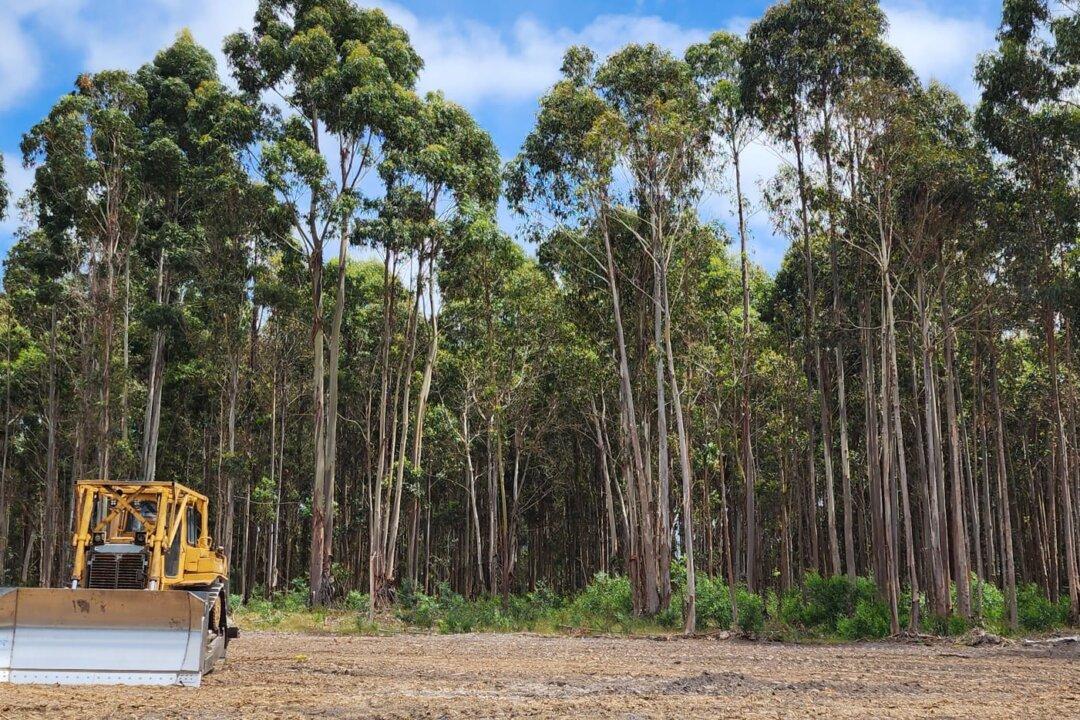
[0,587,209,686]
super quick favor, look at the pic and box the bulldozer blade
[0,587,212,686]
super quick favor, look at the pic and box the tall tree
[977,0,1080,621]
[687,31,762,597]
[226,1,422,604]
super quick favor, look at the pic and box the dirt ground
[3,631,1078,719]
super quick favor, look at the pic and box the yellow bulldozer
[1,479,237,686]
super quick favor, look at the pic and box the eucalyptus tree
[0,163,11,580]
[900,83,987,621]
[22,70,148,483]
[977,0,1080,621]
[742,0,909,578]
[687,31,762,596]
[438,216,561,599]
[361,92,499,608]
[1,228,67,586]
[533,219,633,577]
[510,44,711,624]
[134,31,262,485]
[509,46,660,615]
[226,1,423,604]
[596,42,711,630]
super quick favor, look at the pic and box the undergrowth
[231,571,1073,640]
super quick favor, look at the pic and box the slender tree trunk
[41,309,60,588]
[941,284,971,618]
[791,121,840,577]
[990,348,1018,630]
[651,236,672,610]
[598,206,658,615]
[885,282,918,631]
[1045,309,1079,619]
[879,282,900,634]
[862,301,887,593]
[308,249,327,605]
[731,143,758,596]
[0,303,11,584]
[916,273,949,616]
[462,404,485,592]
[718,452,738,628]
[661,271,695,634]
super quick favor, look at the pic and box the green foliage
[233,571,1073,641]
[1017,584,1067,631]
[735,587,764,635]
[694,574,734,629]
[507,583,561,624]
[390,581,563,634]
[779,572,877,631]
[837,600,891,640]
[924,613,970,637]
[656,604,682,629]
[566,573,634,631]
[973,577,1006,624]
[393,581,445,629]
[344,591,370,611]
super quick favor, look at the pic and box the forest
[0,0,1076,641]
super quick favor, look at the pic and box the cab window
[124,499,158,533]
[186,506,202,546]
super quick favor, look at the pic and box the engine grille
[87,551,147,589]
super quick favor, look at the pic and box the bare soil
[4,631,1078,719]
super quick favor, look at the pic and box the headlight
[92,531,104,545]
[134,531,147,545]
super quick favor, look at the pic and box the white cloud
[380,5,710,105]
[3,0,256,97]
[0,16,41,111]
[7,0,710,110]
[883,3,996,101]
[70,0,257,79]
[723,16,756,36]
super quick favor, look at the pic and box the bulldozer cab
[71,480,227,591]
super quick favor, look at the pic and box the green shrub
[1017,583,1066,631]
[435,591,476,633]
[805,572,850,627]
[735,587,764,635]
[778,588,807,627]
[695,575,733,629]
[837,599,891,640]
[507,582,560,624]
[396,579,422,609]
[396,592,440,629]
[567,572,633,631]
[796,572,876,630]
[344,590,369,611]
[656,603,681,629]
[385,583,515,634]
[924,612,969,636]
[972,578,1005,624]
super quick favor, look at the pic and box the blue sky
[0,0,1006,273]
